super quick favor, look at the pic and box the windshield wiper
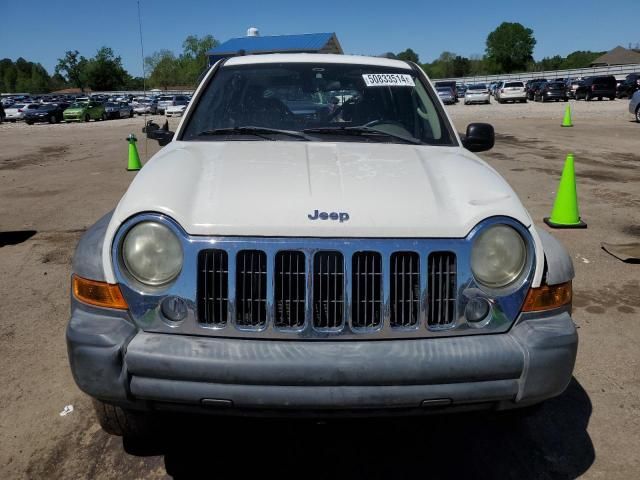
[303,126,423,145]
[197,126,314,141]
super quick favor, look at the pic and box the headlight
[471,224,527,288]
[122,221,183,286]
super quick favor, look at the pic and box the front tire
[101,112,107,121]
[84,114,90,122]
[92,399,153,438]
[635,106,640,123]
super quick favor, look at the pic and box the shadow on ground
[0,230,37,247]
[123,378,593,479]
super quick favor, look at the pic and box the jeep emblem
[308,209,350,223]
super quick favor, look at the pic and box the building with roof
[207,29,343,65]
[590,46,640,66]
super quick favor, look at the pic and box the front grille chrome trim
[112,214,536,341]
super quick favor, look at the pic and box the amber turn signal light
[72,275,128,310]
[522,281,572,312]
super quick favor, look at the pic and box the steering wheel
[327,97,358,122]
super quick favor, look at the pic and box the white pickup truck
[67,53,577,437]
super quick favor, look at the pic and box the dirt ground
[1,100,638,479]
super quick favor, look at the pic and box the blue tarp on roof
[208,33,337,56]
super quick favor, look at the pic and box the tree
[452,56,471,77]
[55,50,88,90]
[84,47,128,91]
[485,22,536,73]
[146,50,179,89]
[145,35,220,88]
[561,50,605,69]
[396,48,420,64]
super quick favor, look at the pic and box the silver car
[436,87,456,105]
[495,81,527,103]
[464,84,491,105]
[157,95,189,115]
[630,90,640,122]
[4,103,40,121]
[133,98,158,115]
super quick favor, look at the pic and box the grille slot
[390,252,420,327]
[275,251,306,328]
[197,250,229,326]
[236,250,267,327]
[428,252,457,326]
[313,252,344,329]
[352,252,383,329]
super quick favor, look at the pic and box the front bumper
[465,94,490,103]
[67,302,577,414]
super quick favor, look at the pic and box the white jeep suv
[67,54,577,436]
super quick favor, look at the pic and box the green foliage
[83,47,128,90]
[0,57,51,93]
[145,35,219,89]
[396,48,419,64]
[485,22,536,73]
[55,50,88,89]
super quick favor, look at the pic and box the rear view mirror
[462,123,494,152]
[143,120,174,146]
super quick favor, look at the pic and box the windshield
[70,103,85,108]
[468,84,486,90]
[181,63,456,145]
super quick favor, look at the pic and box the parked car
[526,81,547,100]
[63,101,107,122]
[464,83,491,104]
[24,103,69,124]
[104,102,133,119]
[436,87,456,105]
[616,73,640,99]
[456,84,466,98]
[434,81,458,102]
[67,53,578,438]
[165,102,189,117]
[0,103,4,123]
[157,95,189,114]
[566,80,583,99]
[4,103,40,121]
[535,82,568,102]
[574,76,616,101]
[495,81,527,103]
[630,90,640,122]
[133,98,158,115]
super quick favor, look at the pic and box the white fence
[434,63,640,84]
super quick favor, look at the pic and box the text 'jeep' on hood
[67,54,577,435]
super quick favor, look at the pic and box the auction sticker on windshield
[362,73,415,87]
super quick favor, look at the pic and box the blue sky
[2,0,638,77]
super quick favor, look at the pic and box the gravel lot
[1,99,639,479]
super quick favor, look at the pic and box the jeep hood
[111,141,532,238]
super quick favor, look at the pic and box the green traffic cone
[561,104,573,127]
[126,134,142,171]
[544,153,587,228]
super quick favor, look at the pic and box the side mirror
[462,122,494,152]
[143,120,174,146]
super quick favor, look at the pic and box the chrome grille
[428,252,457,326]
[236,250,267,327]
[390,252,420,327]
[352,251,382,329]
[275,251,306,328]
[313,252,344,329]
[197,250,228,326]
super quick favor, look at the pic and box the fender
[538,229,574,285]
[72,211,113,282]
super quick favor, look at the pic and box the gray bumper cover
[67,306,577,412]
